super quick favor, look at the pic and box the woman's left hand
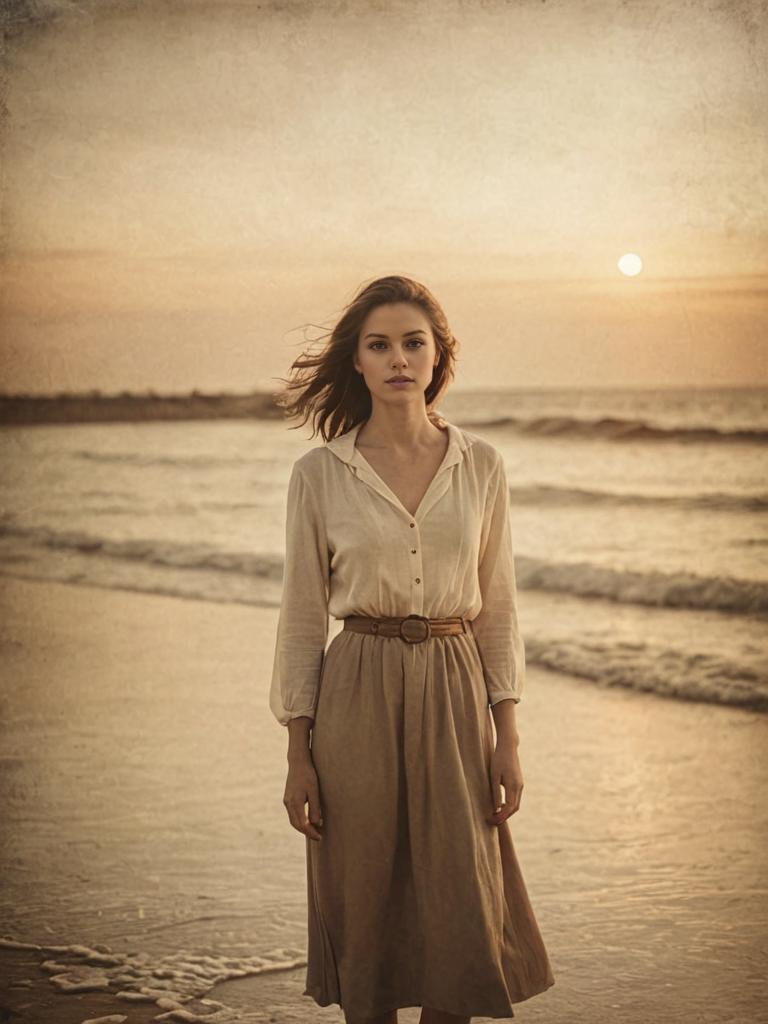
[487,743,524,825]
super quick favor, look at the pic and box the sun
[618,253,643,276]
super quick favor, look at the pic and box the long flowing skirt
[303,626,555,1020]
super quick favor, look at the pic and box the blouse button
[409,522,415,528]
[415,577,421,584]
[411,548,417,554]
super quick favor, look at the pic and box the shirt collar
[325,418,471,471]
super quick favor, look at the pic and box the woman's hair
[272,274,460,441]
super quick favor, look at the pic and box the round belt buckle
[399,614,431,643]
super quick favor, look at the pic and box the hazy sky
[1,0,766,392]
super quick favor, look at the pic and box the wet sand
[0,576,766,1023]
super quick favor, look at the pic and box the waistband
[343,613,468,644]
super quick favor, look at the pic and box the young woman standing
[270,275,555,1023]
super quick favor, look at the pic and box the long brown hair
[272,275,460,441]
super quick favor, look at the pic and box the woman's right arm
[268,461,331,729]
[285,716,324,841]
[268,460,330,840]
[287,716,314,760]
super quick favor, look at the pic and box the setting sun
[618,253,643,276]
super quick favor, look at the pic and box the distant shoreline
[0,391,283,426]
[2,383,765,428]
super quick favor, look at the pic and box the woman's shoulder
[453,424,504,474]
[290,443,338,482]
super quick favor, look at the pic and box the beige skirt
[304,626,556,1020]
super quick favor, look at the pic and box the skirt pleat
[303,627,555,1020]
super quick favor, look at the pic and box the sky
[0,0,766,393]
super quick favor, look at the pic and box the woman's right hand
[283,753,324,841]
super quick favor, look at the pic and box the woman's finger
[283,794,301,832]
[490,775,504,816]
[500,784,524,820]
[306,785,324,841]
[291,794,321,841]
[489,798,512,822]
[489,777,525,822]
[284,793,319,839]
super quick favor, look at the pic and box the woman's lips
[387,379,414,387]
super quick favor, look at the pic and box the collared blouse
[269,419,526,726]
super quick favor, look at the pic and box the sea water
[2,386,766,711]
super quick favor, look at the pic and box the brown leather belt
[343,613,468,644]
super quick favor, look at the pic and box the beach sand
[0,576,766,1024]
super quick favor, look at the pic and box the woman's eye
[368,339,428,352]
[368,339,424,350]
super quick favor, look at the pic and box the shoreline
[1,567,765,716]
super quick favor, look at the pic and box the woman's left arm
[472,451,527,824]
[472,450,526,716]
[491,696,519,748]
[488,699,523,824]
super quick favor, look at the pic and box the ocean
[2,386,766,713]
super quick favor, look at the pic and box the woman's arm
[287,716,314,763]
[473,453,527,824]
[472,450,526,718]
[268,462,331,733]
[490,697,520,749]
[269,462,329,842]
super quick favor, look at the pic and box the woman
[269,275,555,1024]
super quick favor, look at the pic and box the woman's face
[354,302,438,407]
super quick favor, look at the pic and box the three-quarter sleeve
[471,452,526,707]
[269,462,331,726]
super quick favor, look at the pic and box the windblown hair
[272,275,460,442]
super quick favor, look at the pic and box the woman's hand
[487,742,524,825]
[284,752,324,841]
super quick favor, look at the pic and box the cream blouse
[269,419,526,726]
